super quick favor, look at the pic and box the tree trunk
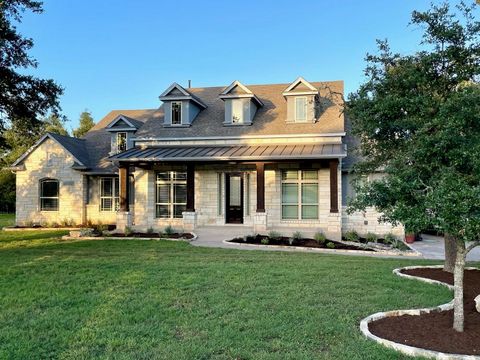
[444,233,457,273]
[453,239,466,332]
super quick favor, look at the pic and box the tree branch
[466,241,480,254]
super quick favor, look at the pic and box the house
[10,77,403,239]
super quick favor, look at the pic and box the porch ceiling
[109,144,346,162]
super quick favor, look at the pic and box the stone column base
[253,211,267,234]
[183,211,197,232]
[116,211,133,233]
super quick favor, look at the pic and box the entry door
[226,173,243,224]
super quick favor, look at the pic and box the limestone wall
[341,206,405,238]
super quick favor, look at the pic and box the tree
[346,1,480,332]
[0,0,63,131]
[73,110,95,138]
[42,114,69,136]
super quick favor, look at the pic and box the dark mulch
[109,232,194,240]
[230,235,374,251]
[369,267,480,355]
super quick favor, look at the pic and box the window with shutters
[155,171,187,218]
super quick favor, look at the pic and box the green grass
[0,213,14,229]
[0,230,471,359]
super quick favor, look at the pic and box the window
[295,97,307,122]
[156,171,187,218]
[100,177,119,211]
[281,170,318,220]
[231,100,243,124]
[40,179,59,211]
[171,102,182,125]
[117,132,127,152]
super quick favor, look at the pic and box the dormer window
[171,102,182,125]
[219,80,263,126]
[295,97,307,122]
[116,132,127,152]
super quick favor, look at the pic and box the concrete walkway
[192,226,480,261]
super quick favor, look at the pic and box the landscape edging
[61,232,198,242]
[359,265,480,360]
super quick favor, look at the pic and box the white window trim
[116,132,127,153]
[171,101,182,125]
[281,170,319,220]
[100,177,119,212]
[155,171,187,219]
[39,179,59,212]
[294,96,308,123]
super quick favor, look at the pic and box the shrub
[326,242,336,249]
[344,230,359,242]
[164,225,175,236]
[124,226,133,236]
[25,220,33,228]
[384,233,397,245]
[80,228,94,237]
[146,227,154,234]
[314,231,326,244]
[260,237,269,245]
[268,231,281,241]
[292,231,303,241]
[365,232,378,243]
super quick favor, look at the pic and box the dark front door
[226,173,243,224]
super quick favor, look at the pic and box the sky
[17,0,457,131]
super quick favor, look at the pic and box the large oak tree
[346,1,480,332]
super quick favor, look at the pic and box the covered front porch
[111,143,346,239]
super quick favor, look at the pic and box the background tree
[42,114,69,136]
[346,1,480,332]
[73,110,95,138]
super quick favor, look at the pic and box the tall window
[231,100,243,124]
[281,170,319,220]
[171,102,182,125]
[40,179,59,211]
[295,97,307,122]
[100,177,119,211]
[156,171,187,218]
[117,132,127,152]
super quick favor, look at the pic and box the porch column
[186,163,195,212]
[256,162,265,212]
[119,164,129,212]
[329,159,339,213]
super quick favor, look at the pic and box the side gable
[159,82,207,109]
[282,77,318,96]
[219,80,264,106]
[105,114,141,132]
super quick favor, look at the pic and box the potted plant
[405,227,416,244]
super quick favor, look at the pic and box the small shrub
[384,233,397,245]
[314,231,326,244]
[261,237,269,245]
[51,221,59,228]
[326,242,336,249]
[344,230,359,242]
[292,231,303,241]
[124,226,133,236]
[146,227,154,234]
[80,228,94,237]
[86,219,94,228]
[164,225,175,236]
[365,232,378,243]
[268,231,281,241]
[25,220,34,228]
[61,218,69,227]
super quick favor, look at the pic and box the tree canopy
[73,110,95,138]
[346,1,480,332]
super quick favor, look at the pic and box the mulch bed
[108,232,194,240]
[369,267,480,355]
[230,235,374,251]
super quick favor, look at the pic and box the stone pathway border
[61,232,197,242]
[3,227,80,232]
[360,265,480,360]
[222,239,422,257]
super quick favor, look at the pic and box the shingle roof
[48,132,89,166]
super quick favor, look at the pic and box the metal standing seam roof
[109,144,346,162]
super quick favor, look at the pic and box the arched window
[40,179,59,211]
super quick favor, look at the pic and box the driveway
[409,234,480,262]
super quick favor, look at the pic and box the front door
[226,173,243,224]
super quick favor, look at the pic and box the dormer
[282,77,319,123]
[219,81,263,126]
[106,115,141,154]
[159,83,207,127]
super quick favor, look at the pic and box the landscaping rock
[475,295,480,313]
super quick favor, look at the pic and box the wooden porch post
[186,163,195,212]
[329,159,339,213]
[256,162,265,212]
[119,164,129,212]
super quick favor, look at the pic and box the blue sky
[19,0,445,130]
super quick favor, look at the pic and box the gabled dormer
[282,77,319,123]
[159,83,207,127]
[219,80,263,126]
[106,115,140,154]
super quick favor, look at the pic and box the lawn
[0,213,14,229]
[0,230,470,359]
